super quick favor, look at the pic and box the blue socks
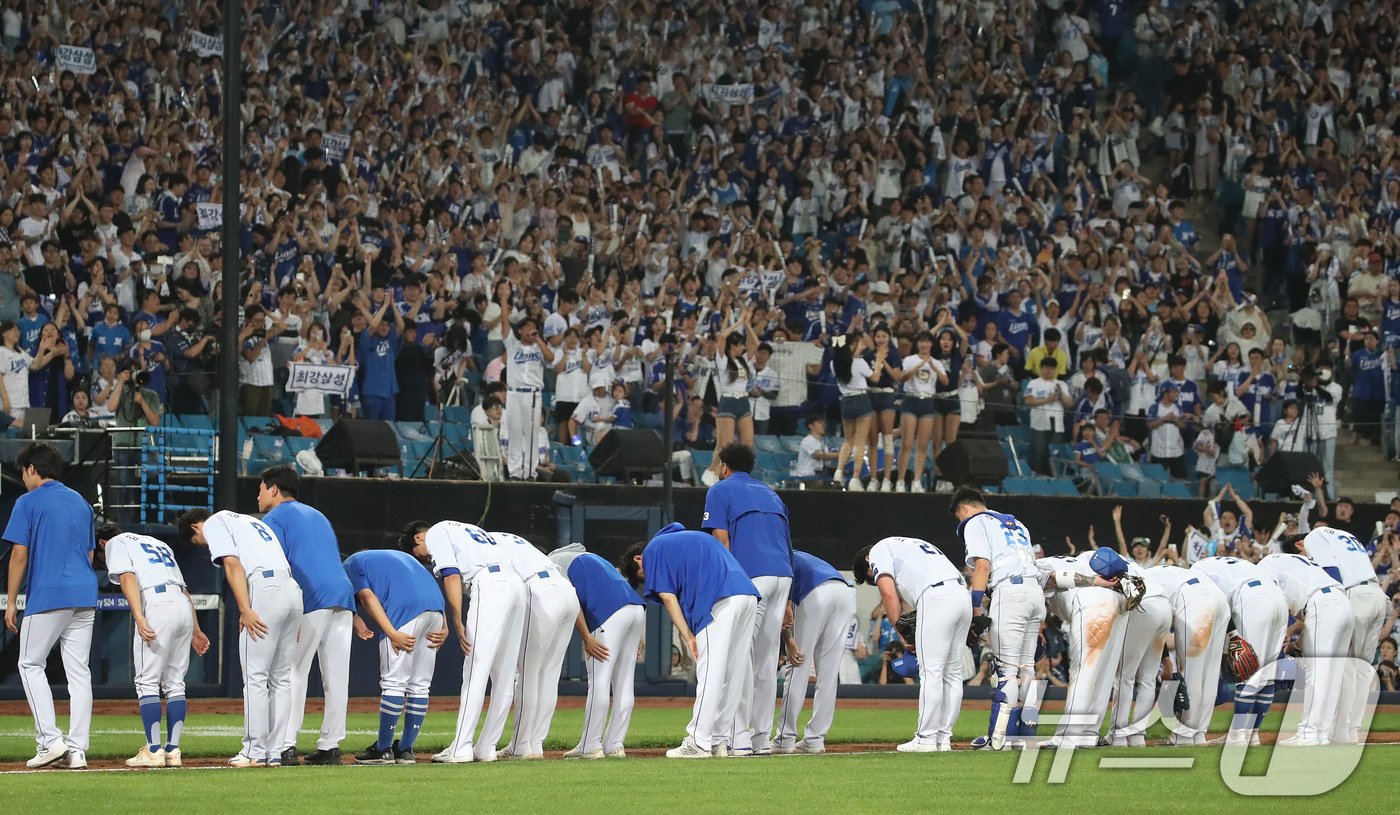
[402,697,429,750]
[1252,682,1275,729]
[139,695,163,751]
[165,696,187,751]
[378,695,405,751]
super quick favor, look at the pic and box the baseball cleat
[795,744,825,754]
[1277,735,1326,747]
[729,746,755,758]
[391,741,416,764]
[604,748,626,759]
[772,745,796,754]
[304,748,342,766]
[665,738,712,759]
[563,747,604,760]
[936,743,953,752]
[61,749,87,769]
[896,740,938,753]
[228,753,258,768]
[752,746,772,757]
[260,759,281,768]
[280,747,302,766]
[474,750,497,763]
[26,743,69,769]
[165,748,183,767]
[1250,733,1261,747]
[354,743,395,765]
[126,746,166,768]
[431,749,474,764]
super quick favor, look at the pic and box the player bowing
[775,551,856,755]
[855,537,971,752]
[179,509,304,768]
[1141,563,1230,745]
[99,526,210,768]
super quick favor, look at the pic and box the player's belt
[250,569,289,581]
[1319,586,1335,594]
[509,387,541,393]
[928,577,965,590]
[1347,579,1379,588]
[1245,579,1262,588]
[1185,577,1200,586]
[145,584,173,594]
[524,570,554,582]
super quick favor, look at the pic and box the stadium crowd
[0,0,1398,493]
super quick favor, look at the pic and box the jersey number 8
[140,542,176,568]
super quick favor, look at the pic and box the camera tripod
[409,382,474,479]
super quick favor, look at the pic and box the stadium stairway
[1332,437,1398,503]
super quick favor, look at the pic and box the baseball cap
[871,281,891,295]
[1089,547,1128,579]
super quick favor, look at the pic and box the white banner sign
[322,132,351,161]
[189,31,223,57]
[702,83,754,105]
[288,362,355,397]
[196,202,222,230]
[56,44,96,75]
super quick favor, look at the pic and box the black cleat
[354,744,394,765]
[304,747,342,766]
[392,740,416,765]
[280,747,301,766]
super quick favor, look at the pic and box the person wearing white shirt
[180,509,302,767]
[1024,358,1072,475]
[551,329,589,442]
[501,313,554,479]
[792,415,837,478]
[1146,384,1187,479]
[749,346,780,435]
[832,332,876,491]
[1269,399,1308,455]
[854,537,971,752]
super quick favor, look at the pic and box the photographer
[1294,365,1343,498]
[238,303,284,417]
[166,308,217,414]
[107,362,162,431]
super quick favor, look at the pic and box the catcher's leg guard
[1007,707,1024,738]
[988,683,1010,749]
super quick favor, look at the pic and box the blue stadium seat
[424,405,441,423]
[1045,478,1080,497]
[1108,478,1139,497]
[1215,467,1255,499]
[755,436,786,454]
[1160,481,1193,499]
[690,450,713,474]
[251,435,292,467]
[996,426,1031,446]
[1136,479,1163,498]
[1139,462,1172,483]
[1002,476,1037,494]
[1095,462,1124,480]
[159,414,183,429]
[780,436,805,453]
[179,414,214,431]
[443,405,472,425]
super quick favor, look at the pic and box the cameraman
[238,303,284,417]
[108,362,163,431]
[166,308,217,413]
[1296,365,1342,499]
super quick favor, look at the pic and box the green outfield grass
[5,706,1399,761]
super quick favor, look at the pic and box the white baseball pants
[1110,593,1172,745]
[1296,587,1354,741]
[134,587,194,699]
[775,582,856,750]
[576,604,646,754]
[443,569,527,761]
[379,611,446,695]
[730,575,791,752]
[283,607,353,752]
[239,573,303,762]
[1334,582,1388,742]
[1230,580,1289,686]
[18,608,94,753]
[987,579,1046,744]
[1169,577,1230,744]
[1056,587,1128,746]
[507,576,581,755]
[503,388,542,479]
[912,582,973,747]
[687,594,757,751]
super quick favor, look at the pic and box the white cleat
[712,742,730,758]
[1250,733,1261,747]
[165,748,182,767]
[1277,735,1327,747]
[126,746,167,768]
[228,753,258,768]
[604,748,626,759]
[772,745,796,754]
[729,746,755,758]
[563,747,605,760]
[431,749,475,764]
[62,750,87,770]
[936,743,953,752]
[796,743,825,754]
[26,743,69,769]
[665,738,712,759]
[896,740,939,753]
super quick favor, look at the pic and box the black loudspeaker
[588,429,666,480]
[936,439,1008,486]
[1255,451,1324,496]
[315,419,401,472]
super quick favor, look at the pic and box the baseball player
[855,537,971,752]
[774,551,856,754]
[1291,526,1389,744]
[341,548,447,765]
[701,442,794,757]
[4,443,97,770]
[1141,564,1230,745]
[179,509,304,767]
[404,520,526,763]
[1036,549,1136,748]
[1257,552,1353,746]
[98,525,211,768]
[549,543,646,760]
[501,311,554,479]
[492,531,581,761]
[258,466,355,766]
[953,487,1046,751]
[621,522,759,758]
[1190,555,1288,746]
[1109,561,1172,746]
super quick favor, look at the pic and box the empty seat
[1160,481,1194,499]
[1136,479,1163,498]
[1002,476,1037,494]
[1108,478,1139,497]
[755,436,786,454]
[996,425,1031,446]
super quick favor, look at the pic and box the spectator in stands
[0,319,33,420]
[1025,357,1073,476]
[166,308,216,415]
[792,415,837,481]
[59,389,111,428]
[394,324,434,423]
[832,331,874,492]
[27,321,72,415]
[1351,331,1387,445]
[356,296,404,422]
[238,305,281,417]
[1147,383,1188,480]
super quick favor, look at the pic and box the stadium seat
[1139,462,1172,483]
[1048,443,1077,478]
[1095,462,1124,480]
[996,425,1031,447]
[690,450,713,473]
[1160,481,1194,499]
[443,405,472,425]
[159,414,183,429]
[779,436,805,453]
[1045,478,1080,497]
[179,414,214,431]
[755,436,786,454]
[1108,479,1139,497]
[1136,479,1163,498]
[1215,467,1255,499]
[250,435,292,467]
[1002,476,1037,494]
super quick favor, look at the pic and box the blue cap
[891,652,920,680]
[1088,547,1128,579]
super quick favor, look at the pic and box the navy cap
[1089,547,1128,579]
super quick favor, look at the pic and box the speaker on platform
[315,419,401,472]
[1255,451,1324,496]
[936,439,1008,486]
[588,428,666,480]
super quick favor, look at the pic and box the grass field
[3,705,1396,813]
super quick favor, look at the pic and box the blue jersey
[1350,348,1385,401]
[2,480,97,614]
[701,472,793,578]
[18,312,49,355]
[91,322,132,362]
[342,549,443,629]
[262,500,355,612]
[642,523,758,634]
[567,552,644,631]
[790,551,849,606]
[358,327,402,397]
[995,308,1035,353]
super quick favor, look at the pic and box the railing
[139,426,217,525]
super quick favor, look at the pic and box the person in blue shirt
[258,465,355,766]
[1234,348,1276,438]
[701,441,794,756]
[18,293,51,355]
[1350,331,1387,444]
[621,523,758,758]
[90,302,132,365]
[3,442,97,769]
[341,548,447,765]
[356,297,405,421]
[995,290,1037,365]
[774,551,855,755]
[1158,354,1202,421]
[548,544,645,760]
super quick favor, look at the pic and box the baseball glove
[1117,574,1147,611]
[1172,672,1190,716]
[895,612,917,644]
[966,614,992,648]
[1222,630,1260,683]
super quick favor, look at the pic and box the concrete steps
[1332,437,1398,502]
